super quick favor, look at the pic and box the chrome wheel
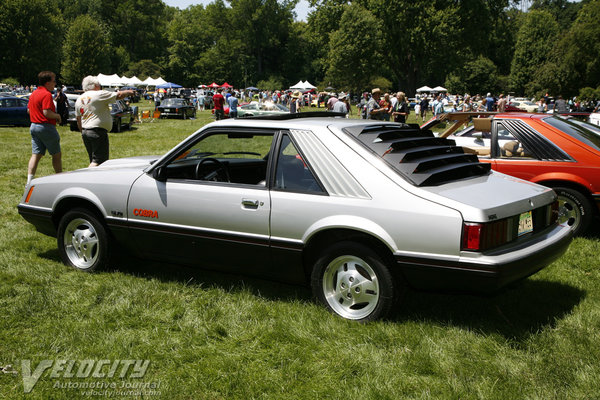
[63,218,99,270]
[557,194,581,231]
[322,255,380,320]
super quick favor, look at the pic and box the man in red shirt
[27,71,62,184]
[213,89,225,120]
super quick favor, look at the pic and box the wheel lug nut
[341,283,346,289]
[346,293,352,299]
[349,277,354,282]
[355,287,360,293]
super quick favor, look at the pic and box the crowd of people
[22,71,600,185]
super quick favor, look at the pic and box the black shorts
[82,128,109,164]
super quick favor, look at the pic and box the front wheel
[553,186,594,236]
[57,208,111,272]
[115,118,121,133]
[311,241,399,321]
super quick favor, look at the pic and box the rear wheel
[115,118,121,132]
[57,208,111,272]
[311,241,399,321]
[553,186,593,236]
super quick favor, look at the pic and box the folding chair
[151,110,161,122]
[140,110,151,123]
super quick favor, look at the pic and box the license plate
[518,211,533,236]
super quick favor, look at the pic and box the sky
[162,0,312,21]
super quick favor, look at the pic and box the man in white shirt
[75,76,135,167]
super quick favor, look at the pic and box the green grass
[1,108,600,399]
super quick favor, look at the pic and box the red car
[426,112,600,236]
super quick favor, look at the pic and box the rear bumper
[397,223,573,293]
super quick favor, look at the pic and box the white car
[510,101,538,113]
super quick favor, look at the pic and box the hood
[96,155,159,169]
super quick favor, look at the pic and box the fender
[303,215,398,252]
[52,187,108,218]
[531,172,594,192]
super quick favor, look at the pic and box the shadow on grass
[115,255,314,304]
[393,279,585,342]
[38,248,584,340]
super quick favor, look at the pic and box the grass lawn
[0,107,599,399]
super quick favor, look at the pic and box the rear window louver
[346,124,491,186]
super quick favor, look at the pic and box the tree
[61,15,111,84]
[541,0,600,96]
[324,4,382,92]
[126,60,162,80]
[445,56,500,95]
[509,10,559,96]
[0,0,64,84]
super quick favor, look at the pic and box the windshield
[543,116,600,152]
[161,98,185,106]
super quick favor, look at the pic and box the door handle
[242,198,259,208]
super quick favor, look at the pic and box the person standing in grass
[213,89,225,120]
[26,71,62,185]
[227,93,239,118]
[75,76,135,167]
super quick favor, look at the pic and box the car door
[126,127,275,276]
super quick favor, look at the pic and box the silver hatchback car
[19,114,572,321]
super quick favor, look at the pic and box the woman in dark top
[392,92,409,123]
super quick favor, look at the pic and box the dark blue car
[0,96,29,126]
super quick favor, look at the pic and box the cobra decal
[133,208,159,218]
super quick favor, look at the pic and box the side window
[274,134,324,193]
[499,129,532,158]
[164,131,274,185]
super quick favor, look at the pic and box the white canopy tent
[154,77,167,86]
[416,85,433,92]
[127,76,143,86]
[289,80,317,91]
[432,86,447,92]
[289,80,305,90]
[97,73,123,87]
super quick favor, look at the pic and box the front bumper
[397,223,573,293]
[18,204,56,237]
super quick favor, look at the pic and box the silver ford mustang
[18,115,573,321]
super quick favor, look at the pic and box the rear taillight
[462,219,512,252]
[462,202,559,252]
[462,223,483,251]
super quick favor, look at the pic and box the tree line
[1,0,599,99]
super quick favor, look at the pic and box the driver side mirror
[152,166,167,182]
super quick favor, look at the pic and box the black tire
[57,208,111,272]
[114,118,121,133]
[310,241,400,322]
[553,186,594,236]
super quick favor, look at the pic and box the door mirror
[152,166,167,182]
